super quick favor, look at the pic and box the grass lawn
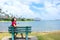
[36,31,60,40]
[0,31,60,40]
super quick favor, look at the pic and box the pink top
[12,21,16,27]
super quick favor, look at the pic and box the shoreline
[0,21,35,22]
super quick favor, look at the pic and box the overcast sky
[0,0,60,20]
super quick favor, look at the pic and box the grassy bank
[0,31,60,40]
[36,31,60,40]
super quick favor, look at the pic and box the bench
[8,26,31,40]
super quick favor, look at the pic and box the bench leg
[21,33,23,38]
[12,33,14,40]
[26,32,28,40]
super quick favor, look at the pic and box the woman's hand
[13,24,16,27]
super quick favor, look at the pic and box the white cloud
[0,0,60,20]
[31,0,60,20]
[43,0,60,20]
[0,0,35,18]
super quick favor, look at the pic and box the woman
[11,17,16,27]
[11,17,17,39]
[11,17,23,38]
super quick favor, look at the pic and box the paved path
[2,36,38,40]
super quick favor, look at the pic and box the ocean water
[0,20,60,32]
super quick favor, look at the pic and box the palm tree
[0,9,2,13]
[0,8,9,18]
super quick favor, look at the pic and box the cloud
[0,0,40,18]
[0,0,60,20]
[43,0,60,20]
[29,0,60,20]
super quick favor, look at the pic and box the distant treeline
[0,18,34,21]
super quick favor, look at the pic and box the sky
[0,0,60,20]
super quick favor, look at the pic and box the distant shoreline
[0,21,10,22]
[0,20,35,22]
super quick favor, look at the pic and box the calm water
[0,20,60,32]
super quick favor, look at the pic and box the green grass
[0,31,60,40]
[36,32,60,40]
[0,32,11,40]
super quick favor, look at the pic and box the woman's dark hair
[11,17,16,22]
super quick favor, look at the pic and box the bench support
[12,33,14,40]
[26,32,28,40]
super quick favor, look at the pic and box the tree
[0,9,2,13]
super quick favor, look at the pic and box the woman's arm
[13,24,16,27]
